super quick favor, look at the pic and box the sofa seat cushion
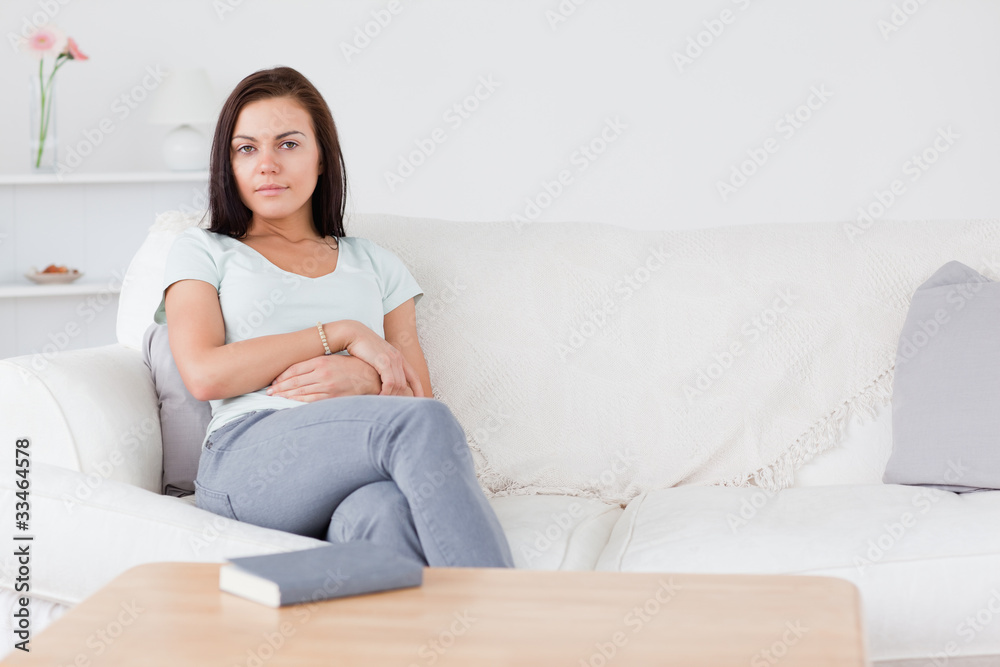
[487,494,622,570]
[162,494,622,571]
[597,484,1000,661]
[184,491,623,571]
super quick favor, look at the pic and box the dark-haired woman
[152,66,514,567]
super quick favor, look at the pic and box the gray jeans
[194,395,514,568]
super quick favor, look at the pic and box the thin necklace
[244,229,338,251]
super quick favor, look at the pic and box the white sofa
[1,211,999,666]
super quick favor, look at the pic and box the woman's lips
[256,186,287,196]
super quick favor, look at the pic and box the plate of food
[25,264,84,284]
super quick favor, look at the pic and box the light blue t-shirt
[153,226,423,443]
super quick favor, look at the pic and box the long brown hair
[207,66,348,240]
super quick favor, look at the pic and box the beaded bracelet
[316,321,333,355]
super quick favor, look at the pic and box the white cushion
[596,484,1000,661]
[488,495,623,570]
[0,344,162,493]
[117,211,209,351]
[792,399,894,487]
[181,491,621,571]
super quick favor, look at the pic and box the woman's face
[230,96,323,225]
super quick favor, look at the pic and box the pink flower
[65,37,88,61]
[20,25,88,168]
[21,26,67,59]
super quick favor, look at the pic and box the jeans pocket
[205,411,259,452]
[194,479,239,521]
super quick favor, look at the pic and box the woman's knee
[403,398,458,425]
[398,400,469,452]
[328,481,412,541]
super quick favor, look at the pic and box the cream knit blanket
[129,212,1000,505]
[346,214,1000,505]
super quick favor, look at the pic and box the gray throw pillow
[141,322,212,497]
[884,260,999,493]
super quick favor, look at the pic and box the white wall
[2,0,998,231]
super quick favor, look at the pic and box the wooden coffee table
[4,563,869,666]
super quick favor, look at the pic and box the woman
[153,66,513,568]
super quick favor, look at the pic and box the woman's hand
[344,323,425,397]
[266,353,382,402]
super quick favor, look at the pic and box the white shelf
[0,282,122,298]
[0,171,209,185]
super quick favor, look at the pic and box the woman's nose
[256,149,278,173]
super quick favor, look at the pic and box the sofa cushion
[142,322,212,497]
[179,491,622,569]
[596,484,1000,661]
[792,398,894,487]
[884,260,1000,492]
[487,494,622,570]
[0,344,163,493]
[117,211,211,351]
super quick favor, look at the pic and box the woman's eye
[236,145,254,154]
[280,141,298,149]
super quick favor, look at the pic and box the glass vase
[29,72,57,172]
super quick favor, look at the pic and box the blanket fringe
[718,365,896,492]
[469,437,633,505]
[484,483,632,507]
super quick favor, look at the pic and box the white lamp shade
[147,68,218,125]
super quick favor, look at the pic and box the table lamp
[147,67,218,171]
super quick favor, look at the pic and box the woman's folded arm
[164,278,356,401]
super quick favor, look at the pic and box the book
[219,542,424,607]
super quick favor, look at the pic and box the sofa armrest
[0,344,162,494]
[0,462,328,606]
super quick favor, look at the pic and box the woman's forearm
[192,320,357,401]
